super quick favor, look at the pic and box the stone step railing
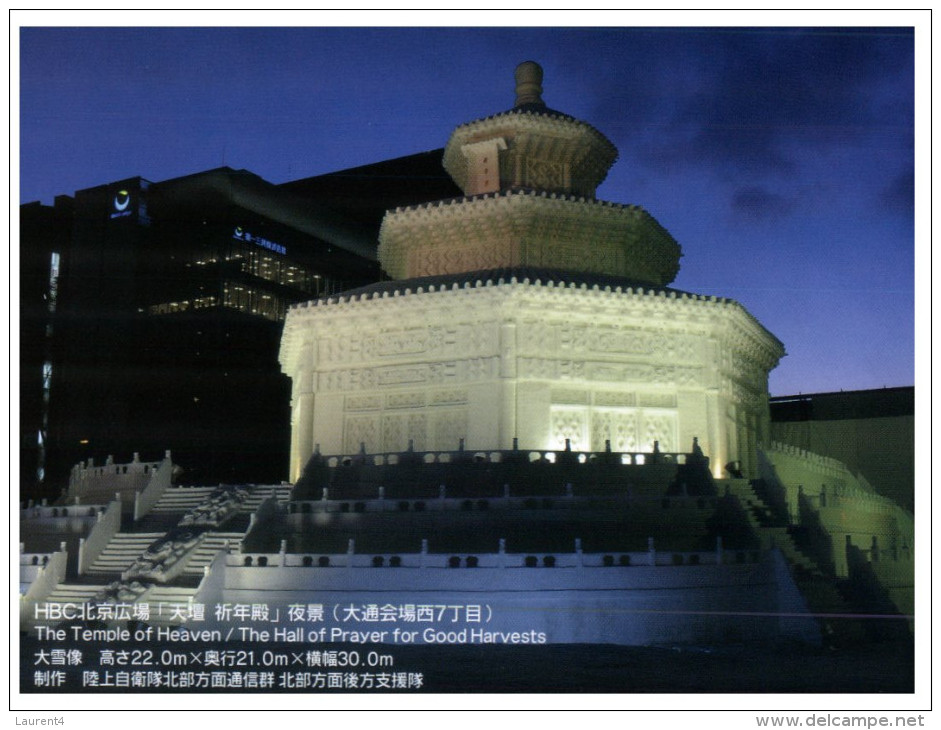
[182,533,247,575]
[314,440,697,470]
[286,490,723,516]
[229,535,760,571]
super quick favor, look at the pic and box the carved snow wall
[280,275,784,482]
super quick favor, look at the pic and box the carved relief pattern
[466,324,495,354]
[725,377,763,411]
[321,338,343,365]
[407,414,427,451]
[589,329,655,355]
[550,407,588,450]
[562,360,587,379]
[465,358,496,381]
[642,413,677,452]
[382,415,405,453]
[372,189,687,282]
[525,157,565,190]
[724,349,767,394]
[344,416,380,453]
[442,356,701,388]
[320,324,498,367]
[661,336,699,362]
[590,410,639,452]
[345,395,382,412]
[376,365,431,387]
[373,331,430,358]
[517,322,553,352]
[594,391,636,407]
[638,393,677,409]
[518,357,558,380]
[433,411,468,451]
[583,362,653,383]
[385,392,426,409]
[562,324,590,352]
[518,322,699,363]
[674,367,701,387]
[380,413,428,452]
[551,388,590,405]
[319,371,341,392]
[319,358,501,393]
[414,242,509,278]
[430,389,469,405]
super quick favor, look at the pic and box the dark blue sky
[18,25,917,397]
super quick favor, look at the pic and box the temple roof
[280,264,786,383]
[510,102,575,119]
[377,188,681,285]
[294,266,710,304]
[442,62,619,198]
[457,104,581,130]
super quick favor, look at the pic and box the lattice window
[344,416,379,453]
[591,410,639,452]
[642,412,677,452]
[382,413,427,452]
[433,410,468,451]
[550,407,588,451]
[526,158,566,190]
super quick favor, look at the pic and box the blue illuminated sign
[233,226,287,255]
[110,189,133,219]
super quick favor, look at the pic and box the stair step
[147,586,198,604]
[151,487,219,512]
[45,584,108,602]
[180,532,244,574]
[726,482,827,577]
[85,533,169,574]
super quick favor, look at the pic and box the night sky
[17,22,918,397]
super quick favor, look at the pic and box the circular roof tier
[378,189,681,285]
[442,62,618,198]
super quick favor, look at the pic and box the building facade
[20,155,459,497]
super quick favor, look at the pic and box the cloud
[590,28,913,179]
[730,186,796,223]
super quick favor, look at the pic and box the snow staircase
[150,486,218,513]
[147,584,199,605]
[241,484,293,512]
[721,479,866,645]
[43,583,109,604]
[85,532,166,576]
[182,532,245,576]
[722,480,822,576]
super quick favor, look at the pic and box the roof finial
[514,61,544,107]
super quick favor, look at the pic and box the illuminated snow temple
[280,61,783,482]
[21,64,913,660]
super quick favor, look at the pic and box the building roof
[278,150,462,225]
[153,167,378,260]
[769,387,915,421]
